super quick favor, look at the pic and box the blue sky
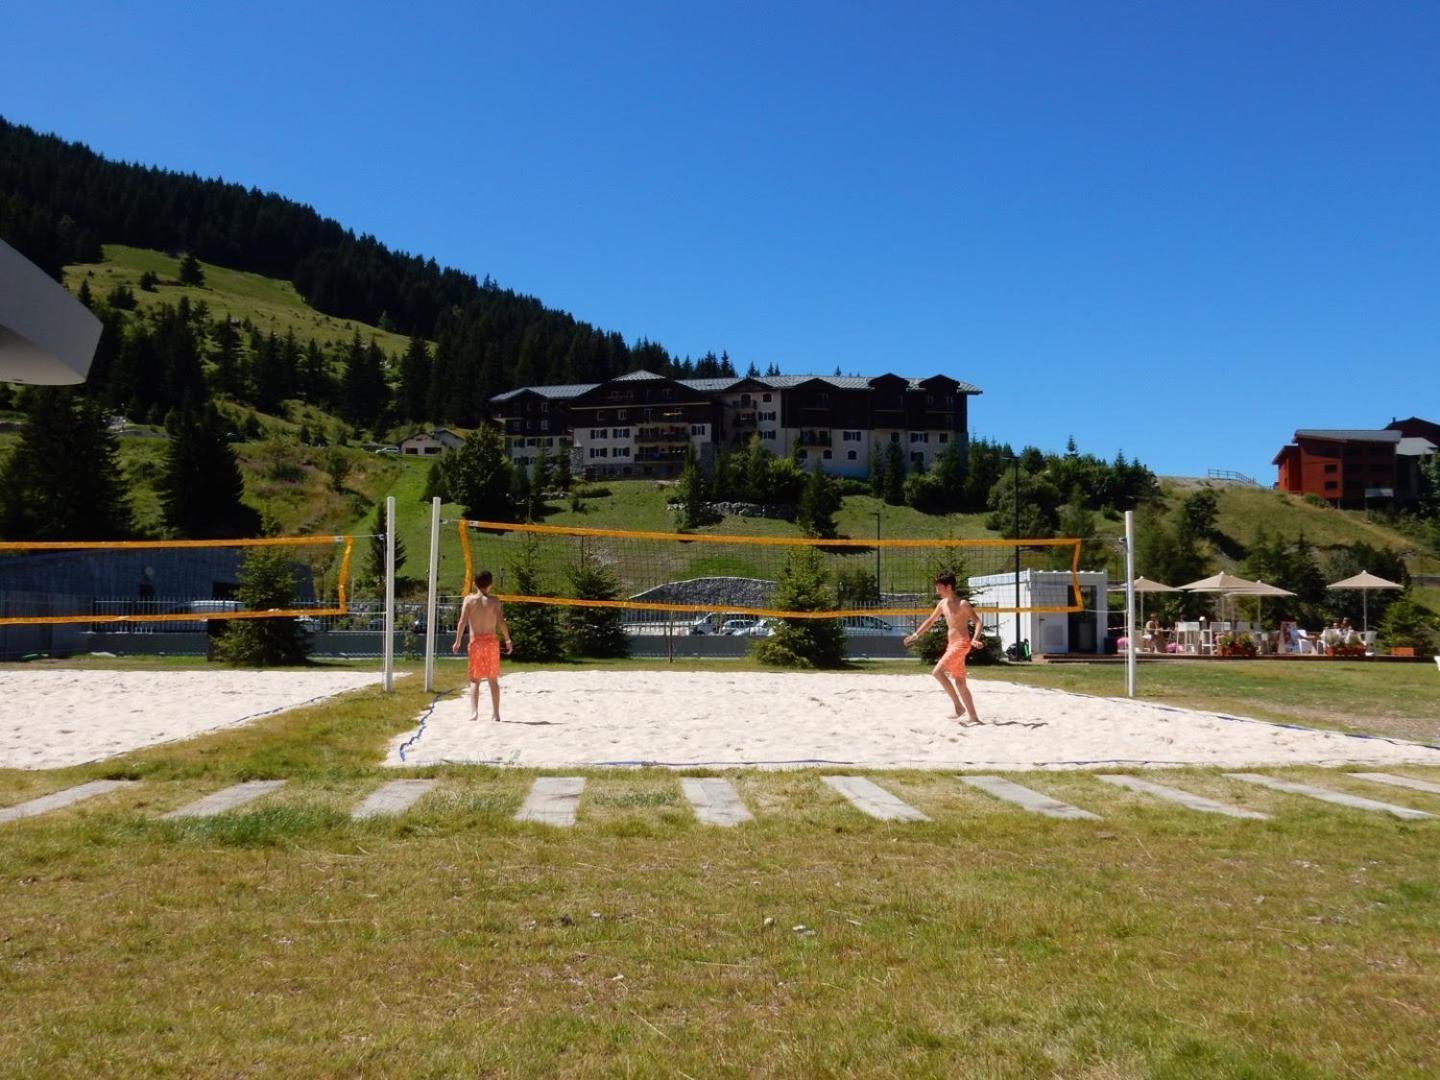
[5,1,1438,477]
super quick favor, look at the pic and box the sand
[386,670,1440,771]
[0,669,384,769]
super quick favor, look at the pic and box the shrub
[215,547,311,666]
[1302,493,1330,509]
[753,548,846,668]
[1379,596,1438,653]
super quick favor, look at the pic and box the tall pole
[1124,509,1137,698]
[424,496,440,692]
[383,494,396,693]
[1012,454,1023,659]
[873,511,881,603]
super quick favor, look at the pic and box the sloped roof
[612,368,668,382]
[1397,437,1438,457]
[1294,429,1402,443]
[490,382,599,404]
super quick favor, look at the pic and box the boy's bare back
[461,591,503,636]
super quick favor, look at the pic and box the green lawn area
[1,657,1437,1075]
[63,245,416,354]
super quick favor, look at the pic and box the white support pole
[383,495,396,693]
[424,496,441,691]
[1124,509,1137,699]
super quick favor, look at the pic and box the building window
[596,411,609,422]
[1324,481,1337,490]
[761,430,776,441]
[762,393,772,403]
[842,430,861,442]
[1323,463,1337,474]
[847,450,857,461]
[613,427,630,438]
[938,432,948,444]
[615,447,631,458]
[909,432,929,444]
[819,392,830,405]
[890,432,901,443]
[690,424,706,435]
[590,428,608,440]
[911,452,924,467]
[822,449,832,460]
[540,420,549,432]
[617,409,627,421]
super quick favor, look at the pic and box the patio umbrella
[1235,579,1295,636]
[1326,570,1403,633]
[1106,576,1179,633]
[1179,571,1266,632]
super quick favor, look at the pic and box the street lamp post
[1005,452,1025,660]
[872,510,882,603]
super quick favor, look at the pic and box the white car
[839,615,904,637]
[744,619,776,638]
[374,445,401,455]
[720,618,761,636]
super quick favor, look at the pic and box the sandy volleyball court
[387,670,1440,771]
[0,669,384,769]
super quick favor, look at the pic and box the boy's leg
[468,679,480,720]
[487,677,501,720]
[952,674,980,722]
[930,659,963,715]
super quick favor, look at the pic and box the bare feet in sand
[467,711,479,722]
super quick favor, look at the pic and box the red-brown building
[1274,422,1438,507]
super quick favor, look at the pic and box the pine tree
[214,546,311,665]
[675,444,710,529]
[399,334,431,423]
[448,424,515,522]
[796,458,840,539]
[753,548,846,668]
[178,253,205,286]
[364,506,408,586]
[533,443,553,498]
[505,536,565,661]
[0,388,133,540]
[210,318,247,400]
[883,440,906,505]
[564,552,629,658]
[158,400,261,538]
[512,457,534,521]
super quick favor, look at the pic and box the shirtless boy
[450,570,514,721]
[903,571,984,723]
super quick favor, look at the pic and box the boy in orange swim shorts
[903,570,984,724]
[451,570,514,721]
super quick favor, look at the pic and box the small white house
[400,429,464,456]
[966,569,1108,656]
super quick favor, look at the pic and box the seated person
[1143,616,1160,652]
[1320,621,1343,655]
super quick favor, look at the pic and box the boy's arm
[497,602,513,654]
[905,602,944,645]
[961,601,984,643]
[451,597,471,652]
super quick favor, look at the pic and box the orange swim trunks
[939,638,972,678]
[467,634,501,681]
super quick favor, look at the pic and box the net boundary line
[0,535,356,627]
[457,519,1085,615]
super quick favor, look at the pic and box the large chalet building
[490,369,983,481]
[1273,416,1438,507]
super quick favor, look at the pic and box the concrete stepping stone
[960,775,1100,820]
[1350,772,1440,797]
[822,776,929,822]
[681,778,754,826]
[0,780,136,824]
[1098,774,1269,819]
[352,779,437,820]
[1226,773,1434,820]
[516,777,585,826]
[163,780,288,820]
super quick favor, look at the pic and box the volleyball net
[455,519,1082,621]
[0,534,356,627]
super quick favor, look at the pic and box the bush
[1302,493,1330,508]
[564,555,629,658]
[506,537,565,662]
[572,485,612,499]
[214,547,311,666]
[1379,596,1438,653]
[753,548,846,668]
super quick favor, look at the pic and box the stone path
[1350,772,1440,796]
[1098,774,1269,819]
[0,780,136,824]
[1226,773,1434,820]
[822,776,930,821]
[515,777,586,826]
[960,775,1101,820]
[681,778,754,826]
[164,780,288,820]
[352,779,438,820]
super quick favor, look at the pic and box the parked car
[720,618,761,636]
[374,445,400,455]
[744,619,776,638]
[159,599,243,632]
[838,615,904,637]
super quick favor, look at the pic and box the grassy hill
[62,245,416,355]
